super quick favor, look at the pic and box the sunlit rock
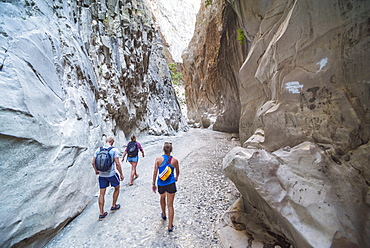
[0,0,186,247]
[147,0,200,63]
[222,142,369,247]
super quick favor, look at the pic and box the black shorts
[158,183,177,194]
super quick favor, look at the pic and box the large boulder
[221,142,370,247]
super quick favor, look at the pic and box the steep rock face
[0,0,185,247]
[147,0,200,62]
[236,0,370,153]
[182,1,246,132]
[182,0,370,247]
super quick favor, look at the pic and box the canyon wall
[147,0,200,63]
[182,0,370,247]
[0,0,186,247]
[182,0,246,132]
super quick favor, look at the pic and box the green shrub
[168,63,183,85]
[237,29,246,45]
[205,0,213,7]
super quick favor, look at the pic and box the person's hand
[152,184,157,193]
[120,174,124,181]
[95,170,100,175]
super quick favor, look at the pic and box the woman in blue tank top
[152,142,180,232]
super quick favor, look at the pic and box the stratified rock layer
[183,0,370,247]
[0,0,186,247]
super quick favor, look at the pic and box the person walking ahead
[152,142,180,232]
[92,136,124,220]
[122,134,144,186]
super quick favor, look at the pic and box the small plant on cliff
[168,63,183,86]
[103,16,115,37]
[237,29,246,45]
[205,0,213,7]
[168,63,186,109]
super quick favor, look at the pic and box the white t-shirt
[94,145,119,177]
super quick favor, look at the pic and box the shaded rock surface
[182,0,245,132]
[0,0,186,247]
[182,0,370,247]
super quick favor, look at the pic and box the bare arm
[92,157,99,175]
[173,158,180,182]
[121,150,127,162]
[152,157,160,193]
[115,157,124,181]
[141,149,145,157]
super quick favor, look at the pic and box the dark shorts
[127,156,138,162]
[158,183,177,194]
[99,173,120,189]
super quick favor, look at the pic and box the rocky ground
[45,128,241,247]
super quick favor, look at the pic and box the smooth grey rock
[222,142,369,247]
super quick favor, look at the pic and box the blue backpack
[95,147,114,171]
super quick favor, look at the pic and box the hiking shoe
[99,212,108,220]
[110,204,121,211]
[161,213,167,220]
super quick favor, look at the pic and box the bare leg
[167,193,176,229]
[112,184,120,207]
[129,162,138,185]
[98,188,107,215]
[160,192,167,217]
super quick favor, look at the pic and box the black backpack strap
[108,147,114,162]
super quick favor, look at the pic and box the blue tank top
[157,155,175,186]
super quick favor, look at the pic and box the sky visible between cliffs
[148,0,201,62]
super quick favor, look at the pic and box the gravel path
[45,129,240,248]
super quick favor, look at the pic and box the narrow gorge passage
[46,129,240,247]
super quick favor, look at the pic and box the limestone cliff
[147,0,200,63]
[183,0,370,247]
[182,0,246,132]
[0,0,186,247]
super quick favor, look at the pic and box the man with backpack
[121,134,144,186]
[92,136,124,220]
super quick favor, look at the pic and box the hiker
[122,134,145,186]
[152,142,180,232]
[92,136,124,220]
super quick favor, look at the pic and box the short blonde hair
[106,136,115,144]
